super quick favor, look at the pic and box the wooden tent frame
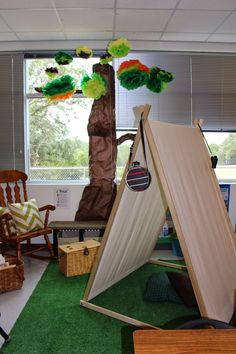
[81,104,236,328]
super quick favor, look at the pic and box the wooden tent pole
[80,300,160,329]
[149,259,187,270]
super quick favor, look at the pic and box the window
[205,132,236,182]
[25,56,133,183]
[26,56,98,183]
[23,52,236,184]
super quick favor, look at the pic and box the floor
[0,257,48,348]
[0,248,181,349]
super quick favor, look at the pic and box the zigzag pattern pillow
[0,206,17,235]
[8,199,44,234]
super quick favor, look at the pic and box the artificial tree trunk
[75,63,117,221]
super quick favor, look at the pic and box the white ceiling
[1,0,236,52]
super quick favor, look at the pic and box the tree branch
[117,133,136,146]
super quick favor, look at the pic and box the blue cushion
[144,272,183,304]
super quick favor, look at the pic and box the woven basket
[0,256,24,293]
[58,240,100,277]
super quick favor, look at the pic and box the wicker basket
[0,256,24,293]
[58,240,100,277]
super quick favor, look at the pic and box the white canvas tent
[81,105,236,327]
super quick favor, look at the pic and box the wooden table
[48,220,106,256]
[133,329,236,353]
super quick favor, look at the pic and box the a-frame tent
[81,105,236,327]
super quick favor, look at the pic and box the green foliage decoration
[42,75,76,100]
[100,52,113,65]
[81,73,107,99]
[158,69,174,83]
[54,51,73,65]
[119,69,149,90]
[75,46,93,59]
[117,59,150,90]
[146,67,174,93]
[45,67,59,79]
[107,38,131,58]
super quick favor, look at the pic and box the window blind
[115,52,236,131]
[115,52,191,129]
[0,54,24,170]
[192,55,236,131]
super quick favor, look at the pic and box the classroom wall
[27,184,85,222]
[28,183,236,230]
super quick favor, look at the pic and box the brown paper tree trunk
[75,63,117,221]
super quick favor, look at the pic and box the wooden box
[58,240,100,277]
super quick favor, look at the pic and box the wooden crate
[58,240,100,277]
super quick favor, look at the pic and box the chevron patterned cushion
[0,206,17,235]
[8,199,44,234]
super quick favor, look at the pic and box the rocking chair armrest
[38,204,56,228]
[38,204,56,212]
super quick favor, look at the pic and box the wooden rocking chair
[0,170,55,260]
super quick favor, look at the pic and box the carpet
[1,261,199,354]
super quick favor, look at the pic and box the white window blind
[115,52,191,129]
[0,54,24,170]
[192,55,236,131]
[115,52,236,131]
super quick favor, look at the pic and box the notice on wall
[219,184,230,212]
[54,188,71,209]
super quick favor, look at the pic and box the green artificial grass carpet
[2,261,200,354]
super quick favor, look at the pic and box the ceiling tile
[0,32,18,40]
[161,32,209,41]
[0,10,61,32]
[166,10,230,32]
[0,16,11,31]
[116,9,172,31]
[216,12,236,33]
[66,31,112,40]
[58,9,113,31]
[208,33,236,42]
[54,0,115,8]
[17,32,65,40]
[0,0,53,9]
[117,0,178,9]
[178,0,236,11]
[115,31,162,40]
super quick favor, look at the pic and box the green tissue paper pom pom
[146,68,163,93]
[100,52,113,65]
[118,69,149,90]
[81,73,107,100]
[146,67,173,93]
[42,75,76,97]
[158,69,174,83]
[54,51,73,65]
[81,74,90,86]
[107,38,131,58]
